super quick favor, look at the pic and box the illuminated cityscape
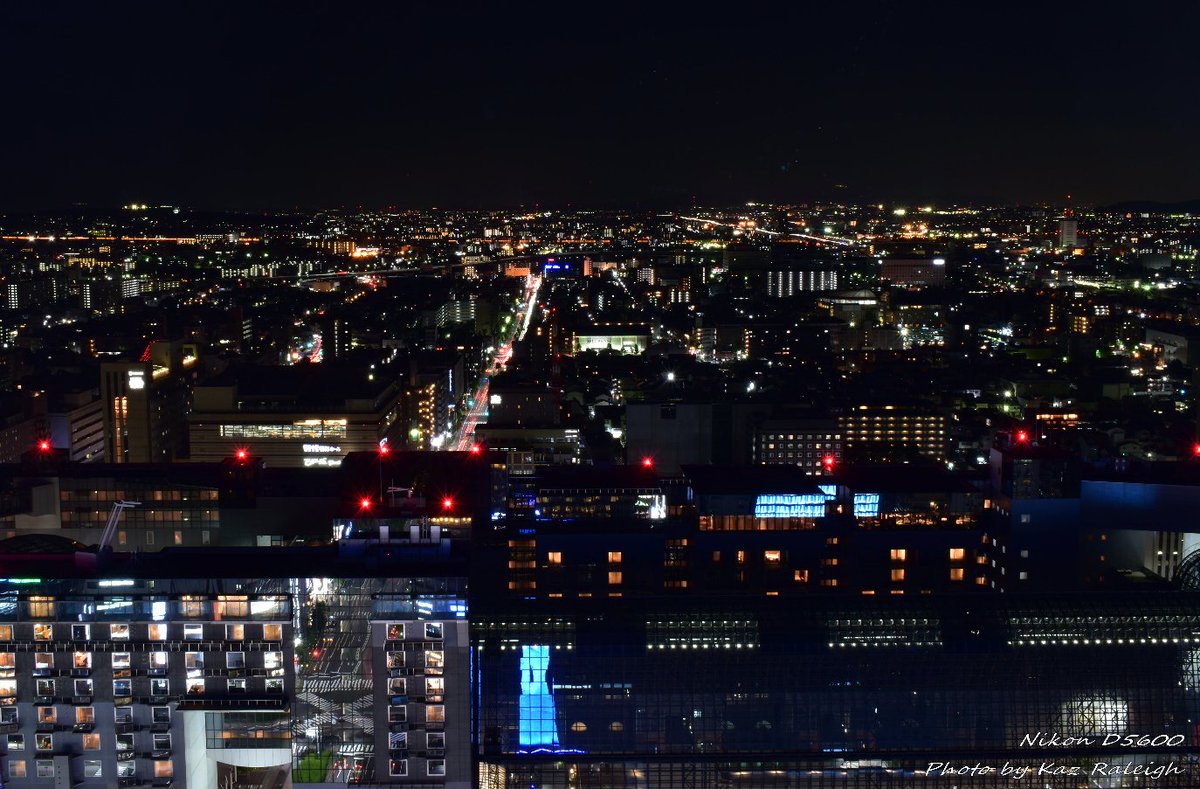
[1,3,1200,787]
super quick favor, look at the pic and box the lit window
[764,550,782,564]
[607,551,622,564]
[547,552,562,565]
[608,571,623,585]
[891,569,905,581]
[890,549,906,561]
[793,570,808,583]
[949,548,965,561]
[30,598,55,618]
[950,568,964,581]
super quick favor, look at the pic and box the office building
[765,268,839,296]
[189,362,404,468]
[1059,218,1078,249]
[878,257,946,288]
[751,419,843,474]
[47,389,104,463]
[838,405,947,461]
[100,341,200,464]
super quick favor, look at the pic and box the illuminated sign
[302,443,342,454]
[127,371,145,390]
[303,457,340,468]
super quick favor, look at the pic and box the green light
[2,578,41,584]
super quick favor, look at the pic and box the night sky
[3,3,1198,211]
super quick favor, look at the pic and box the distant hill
[1101,199,1200,214]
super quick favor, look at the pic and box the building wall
[48,398,104,463]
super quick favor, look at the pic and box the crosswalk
[301,675,372,694]
[300,708,375,734]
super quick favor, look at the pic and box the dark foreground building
[0,547,470,788]
[0,533,1195,786]
[473,591,1200,788]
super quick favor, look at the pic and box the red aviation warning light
[359,497,372,511]
[1016,430,1029,444]
[641,457,654,468]
[37,439,51,453]
[822,454,836,470]
[470,443,482,455]
[235,448,249,461]
[442,497,455,511]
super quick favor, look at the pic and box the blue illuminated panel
[853,493,880,517]
[518,645,559,749]
[754,493,829,518]
[753,490,880,519]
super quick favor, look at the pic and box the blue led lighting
[753,490,881,519]
[518,645,560,748]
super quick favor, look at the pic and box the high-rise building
[100,341,200,464]
[1059,218,1078,249]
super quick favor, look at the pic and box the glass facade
[474,593,1200,787]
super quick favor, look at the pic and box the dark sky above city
[3,2,1198,211]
